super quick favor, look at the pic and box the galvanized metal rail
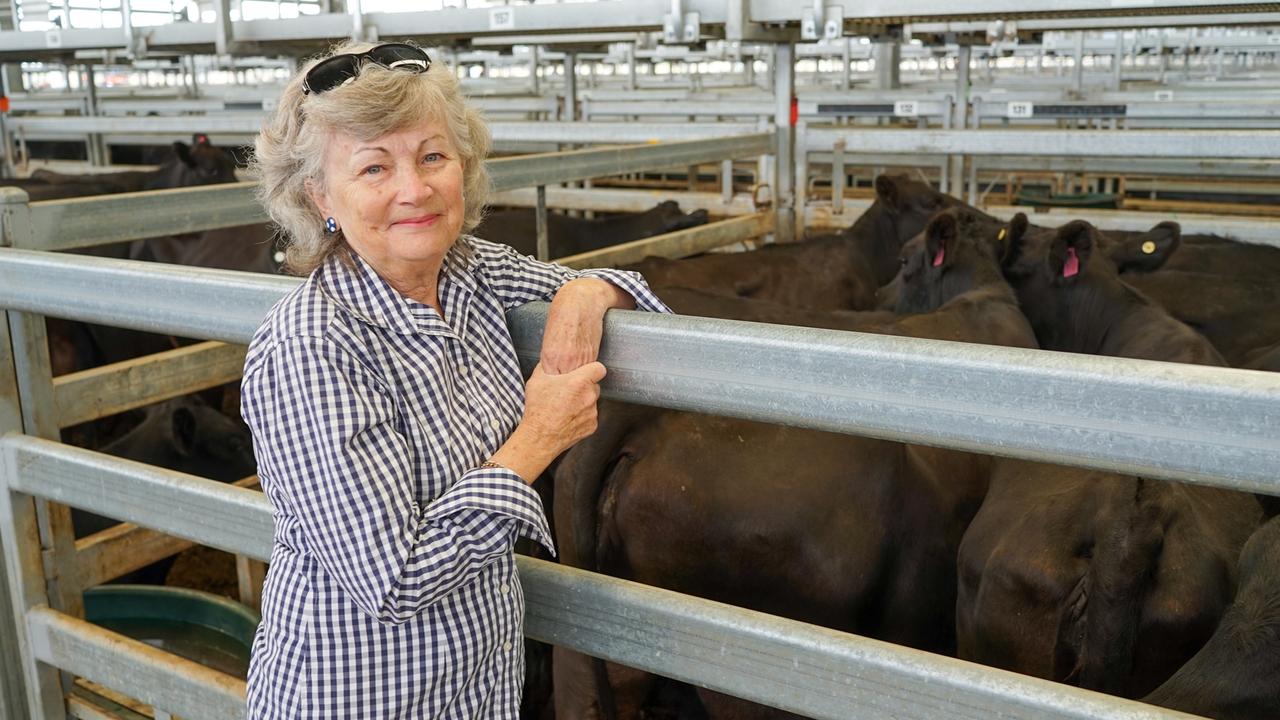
[0,249,1276,494]
[0,132,775,252]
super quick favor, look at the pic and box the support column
[1071,30,1085,93]
[563,51,577,122]
[773,42,796,243]
[529,45,541,95]
[872,41,900,90]
[0,188,67,720]
[1111,31,1124,90]
[948,45,971,197]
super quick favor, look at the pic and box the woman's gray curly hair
[251,40,491,275]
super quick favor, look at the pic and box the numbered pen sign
[1154,90,1174,102]
[1007,101,1034,119]
[489,7,515,31]
[893,101,919,118]
[45,29,63,49]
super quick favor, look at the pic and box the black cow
[474,200,709,259]
[956,215,1264,698]
[1144,517,1280,720]
[626,174,965,312]
[552,209,1035,719]
[25,134,238,197]
[1109,232,1280,369]
[131,222,281,275]
[74,396,257,584]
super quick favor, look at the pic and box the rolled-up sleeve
[471,236,671,314]
[242,335,551,625]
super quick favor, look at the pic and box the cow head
[894,207,1008,314]
[1102,222,1182,274]
[104,397,256,482]
[845,174,967,286]
[157,134,239,189]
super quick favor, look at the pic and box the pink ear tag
[1063,247,1080,278]
[932,244,946,267]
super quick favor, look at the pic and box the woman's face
[310,116,466,284]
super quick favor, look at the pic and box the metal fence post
[0,313,64,719]
[772,41,796,243]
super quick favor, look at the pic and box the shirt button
[503,641,513,652]
[458,365,468,376]
[500,583,510,594]
[489,419,501,431]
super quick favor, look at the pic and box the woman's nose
[396,166,433,202]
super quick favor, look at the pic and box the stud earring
[325,217,338,234]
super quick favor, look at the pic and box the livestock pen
[2,137,1279,719]
[2,1,1280,718]
[4,242,1279,720]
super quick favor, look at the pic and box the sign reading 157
[1007,101,1034,119]
[489,8,515,30]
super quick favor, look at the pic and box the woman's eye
[423,152,443,163]
[362,165,383,176]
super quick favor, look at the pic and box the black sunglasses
[303,43,431,95]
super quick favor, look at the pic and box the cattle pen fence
[0,134,1277,719]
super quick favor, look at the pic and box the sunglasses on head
[303,43,431,96]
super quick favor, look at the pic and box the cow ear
[1108,222,1181,274]
[1000,212,1030,269]
[924,212,957,269]
[874,174,901,211]
[173,141,196,168]
[171,406,196,458]
[1051,221,1096,280]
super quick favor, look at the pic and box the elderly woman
[242,42,668,718]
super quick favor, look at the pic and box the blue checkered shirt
[240,236,667,719]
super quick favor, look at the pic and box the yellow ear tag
[997,228,1007,241]
[1142,240,1156,254]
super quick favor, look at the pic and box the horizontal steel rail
[804,128,1280,160]
[557,212,774,269]
[52,341,249,429]
[4,117,758,144]
[1,435,1201,720]
[487,187,758,216]
[1,134,773,251]
[492,134,774,191]
[26,606,247,719]
[0,250,1276,494]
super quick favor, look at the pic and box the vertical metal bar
[8,312,81,620]
[625,43,637,91]
[940,95,953,194]
[949,46,971,197]
[1112,31,1124,90]
[0,314,64,720]
[873,41,900,90]
[563,51,577,122]
[529,45,540,96]
[832,138,845,215]
[535,185,549,262]
[0,310,29,720]
[772,42,795,243]
[792,120,806,240]
[83,65,106,167]
[841,37,851,91]
[1072,30,1085,93]
[721,158,733,204]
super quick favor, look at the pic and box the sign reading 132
[1007,101,1034,119]
[893,101,919,118]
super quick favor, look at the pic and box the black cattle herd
[7,139,1278,720]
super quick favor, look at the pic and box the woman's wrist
[488,425,557,485]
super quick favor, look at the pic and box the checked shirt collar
[318,238,480,339]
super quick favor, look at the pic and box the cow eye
[900,257,909,266]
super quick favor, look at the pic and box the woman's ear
[305,178,333,219]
